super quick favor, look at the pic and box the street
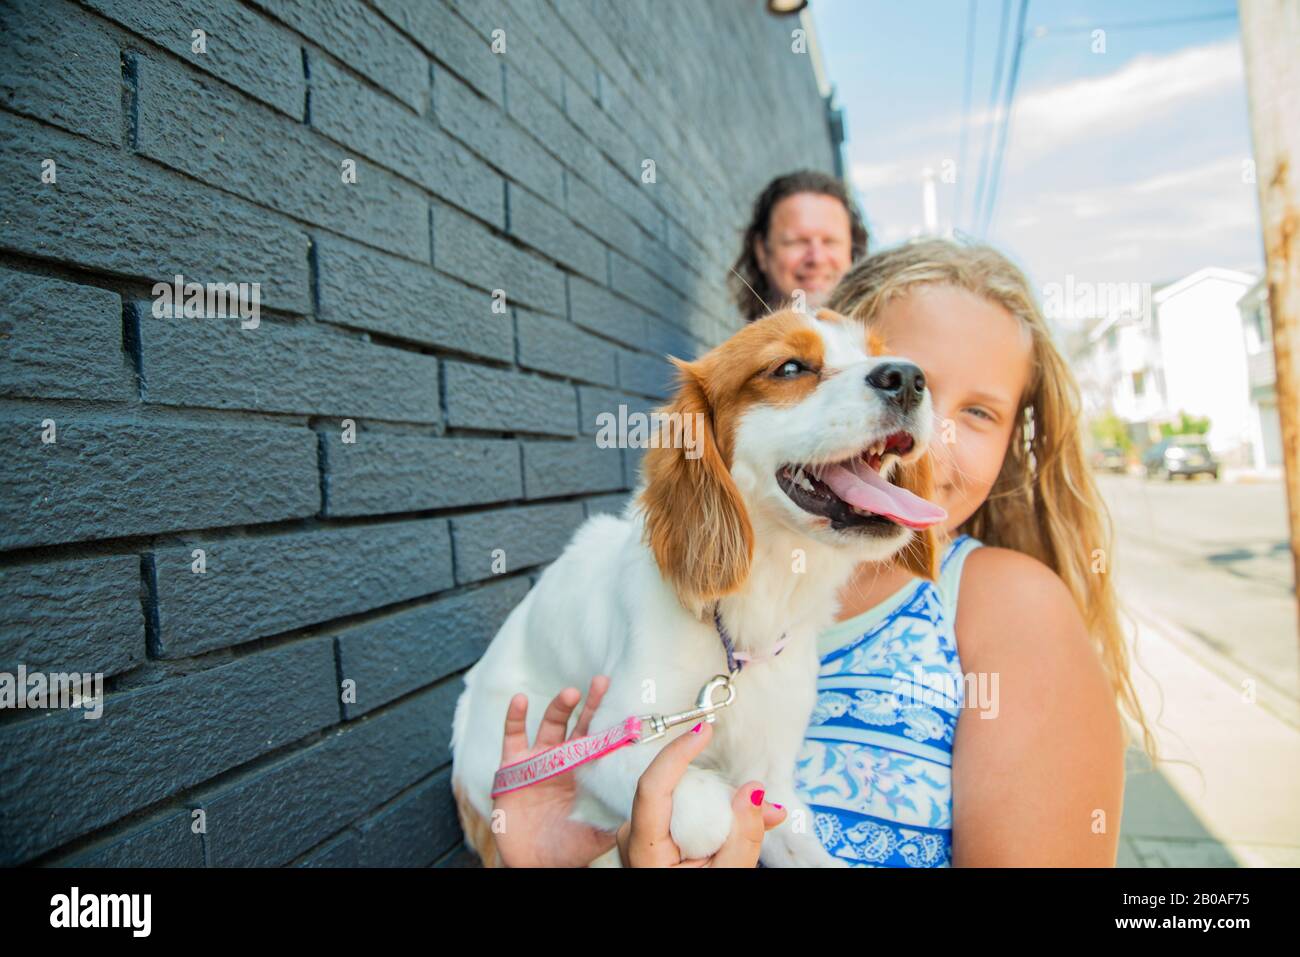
[1094,473,1300,866]
[1098,473,1297,714]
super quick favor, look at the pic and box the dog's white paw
[669,770,736,861]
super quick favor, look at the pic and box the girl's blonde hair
[826,237,1158,763]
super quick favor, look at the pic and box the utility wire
[954,0,979,236]
[969,0,1012,234]
[978,0,1029,237]
[1029,10,1236,36]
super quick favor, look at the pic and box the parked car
[1142,435,1219,480]
[1091,446,1128,473]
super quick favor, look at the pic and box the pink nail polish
[750,789,765,806]
[772,803,783,809]
[690,722,703,733]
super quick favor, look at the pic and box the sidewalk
[1117,602,1300,867]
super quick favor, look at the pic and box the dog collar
[712,602,788,674]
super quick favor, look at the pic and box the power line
[1028,10,1236,37]
[969,0,1012,233]
[954,0,979,236]
[978,0,1030,237]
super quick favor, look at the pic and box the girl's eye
[774,359,809,378]
[965,407,995,422]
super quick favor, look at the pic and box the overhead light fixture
[766,0,808,15]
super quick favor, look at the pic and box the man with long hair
[729,169,869,321]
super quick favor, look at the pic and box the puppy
[450,307,945,866]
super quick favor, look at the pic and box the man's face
[753,192,853,309]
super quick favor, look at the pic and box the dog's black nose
[866,362,926,414]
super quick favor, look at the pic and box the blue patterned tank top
[793,534,983,867]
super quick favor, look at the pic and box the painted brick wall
[0,0,836,866]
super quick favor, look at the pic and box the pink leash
[489,605,784,799]
[492,715,645,797]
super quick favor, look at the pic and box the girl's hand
[491,676,621,868]
[615,721,787,868]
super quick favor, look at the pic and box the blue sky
[811,0,1265,309]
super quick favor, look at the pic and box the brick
[0,0,121,146]
[354,771,461,866]
[433,65,563,205]
[503,0,595,102]
[564,80,637,178]
[450,502,584,583]
[633,224,695,299]
[434,841,481,867]
[51,809,204,868]
[0,556,143,678]
[643,316,701,365]
[438,0,504,42]
[432,204,565,315]
[336,576,529,715]
[624,445,648,489]
[577,386,655,438]
[297,832,359,867]
[199,682,455,866]
[506,183,605,283]
[139,311,441,423]
[309,56,503,227]
[617,349,674,399]
[0,636,337,865]
[315,237,512,362]
[136,55,427,263]
[516,307,618,388]
[567,275,647,348]
[610,250,688,322]
[0,417,318,550]
[82,0,305,118]
[152,519,454,657]
[601,162,663,242]
[443,360,576,436]
[521,439,624,498]
[504,66,604,190]
[551,0,636,102]
[0,267,134,402]
[0,113,310,314]
[584,491,634,519]
[565,171,643,259]
[251,0,427,111]
[323,434,521,517]
[374,0,503,104]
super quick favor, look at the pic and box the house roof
[1152,267,1258,304]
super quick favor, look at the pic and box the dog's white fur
[450,308,934,867]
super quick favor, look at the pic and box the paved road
[1097,473,1300,867]
[1096,473,1298,711]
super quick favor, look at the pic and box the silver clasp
[637,674,736,744]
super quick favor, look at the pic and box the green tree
[1089,412,1132,453]
[1159,410,1211,438]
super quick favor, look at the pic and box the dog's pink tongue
[820,461,947,529]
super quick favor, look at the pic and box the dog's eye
[773,359,809,378]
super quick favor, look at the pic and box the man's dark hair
[729,169,869,321]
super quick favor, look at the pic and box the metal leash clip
[636,674,736,744]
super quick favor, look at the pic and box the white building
[1237,278,1284,469]
[1075,267,1259,464]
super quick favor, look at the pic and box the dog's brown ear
[638,357,753,616]
[892,453,940,581]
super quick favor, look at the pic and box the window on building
[1132,370,1146,397]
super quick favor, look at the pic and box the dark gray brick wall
[0,0,835,866]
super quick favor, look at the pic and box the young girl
[489,238,1157,868]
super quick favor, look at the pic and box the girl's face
[871,284,1033,536]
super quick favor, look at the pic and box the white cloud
[1005,39,1243,160]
